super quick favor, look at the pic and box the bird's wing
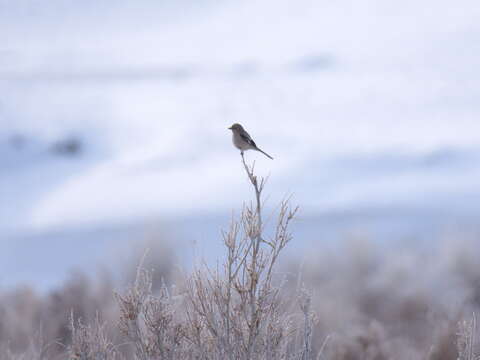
[240,130,257,147]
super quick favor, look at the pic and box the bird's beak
[228,126,232,130]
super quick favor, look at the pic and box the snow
[1,0,480,287]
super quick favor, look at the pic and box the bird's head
[228,123,243,131]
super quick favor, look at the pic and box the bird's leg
[241,151,244,159]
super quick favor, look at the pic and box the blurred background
[1,0,480,291]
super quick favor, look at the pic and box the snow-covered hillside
[1,0,479,288]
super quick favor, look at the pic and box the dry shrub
[183,158,300,359]
[292,236,480,359]
[0,241,173,359]
[112,156,311,359]
[69,314,118,360]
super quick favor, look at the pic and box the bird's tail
[255,147,273,160]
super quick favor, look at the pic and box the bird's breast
[232,133,249,150]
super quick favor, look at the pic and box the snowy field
[1,0,480,289]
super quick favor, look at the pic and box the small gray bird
[228,123,273,160]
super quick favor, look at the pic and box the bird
[228,123,273,160]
